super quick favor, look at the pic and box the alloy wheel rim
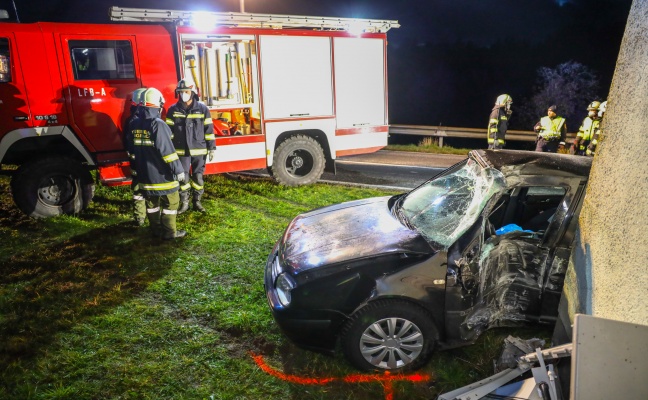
[359,317,424,369]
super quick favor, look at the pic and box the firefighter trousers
[179,155,206,201]
[145,191,180,238]
[132,181,146,224]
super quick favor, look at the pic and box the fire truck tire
[11,157,94,219]
[272,135,325,186]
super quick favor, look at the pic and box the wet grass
[0,173,549,399]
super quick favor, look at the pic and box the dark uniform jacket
[124,105,140,156]
[166,96,215,157]
[129,107,184,196]
[488,106,509,146]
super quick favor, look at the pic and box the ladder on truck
[109,6,400,33]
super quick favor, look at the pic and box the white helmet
[175,79,197,94]
[495,94,513,107]
[142,88,165,108]
[598,100,607,117]
[131,88,148,106]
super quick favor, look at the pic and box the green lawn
[0,173,548,399]
[386,136,472,155]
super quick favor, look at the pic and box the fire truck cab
[0,6,398,218]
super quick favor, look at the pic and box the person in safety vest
[487,94,513,149]
[572,101,601,156]
[128,88,186,240]
[586,100,606,156]
[125,87,148,227]
[166,80,215,213]
[534,105,567,153]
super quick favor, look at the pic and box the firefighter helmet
[131,88,148,106]
[598,100,607,116]
[587,101,601,111]
[142,88,165,108]
[495,94,513,107]
[175,79,197,94]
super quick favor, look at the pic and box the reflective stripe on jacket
[577,117,600,151]
[538,116,566,141]
[487,107,508,144]
[166,98,215,157]
[129,107,184,197]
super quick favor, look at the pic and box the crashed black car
[264,149,591,372]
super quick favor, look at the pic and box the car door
[538,181,588,322]
[0,34,31,132]
[61,35,141,153]
[451,181,576,341]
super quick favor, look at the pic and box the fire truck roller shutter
[183,45,200,96]
[217,45,228,98]
[205,46,217,105]
[11,156,94,218]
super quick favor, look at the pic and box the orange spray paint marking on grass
[251,353,432,400]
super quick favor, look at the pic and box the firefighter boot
[178,190,190,214]
[163,230,187,240]
[193,200,206,213]
[193,195,206,213]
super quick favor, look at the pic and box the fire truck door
[61,35,140,153]
[0,35,31,132]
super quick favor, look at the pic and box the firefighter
[129,87,186,240]
[125,87,148,226]
[166,80,216,213]
[487,94,513,149]
[572,101,601,156]
[586,100,606,156]
[533,105,567,153]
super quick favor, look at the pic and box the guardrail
[389,125,576,147]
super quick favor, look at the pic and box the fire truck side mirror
[0,10,9,20]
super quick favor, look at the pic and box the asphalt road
[242,151,468,190]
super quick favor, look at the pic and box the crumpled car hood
[279,196,433,273]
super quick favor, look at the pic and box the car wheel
[340,300,437,372]
[11,157,94,218]
[272,135,325,186]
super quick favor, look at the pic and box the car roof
[470,149,592,178]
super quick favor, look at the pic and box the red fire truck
[0,6,399,218]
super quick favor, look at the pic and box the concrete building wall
[563,0,648,330]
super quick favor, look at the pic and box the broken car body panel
[264,149,592,366]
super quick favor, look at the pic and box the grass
[386,137,471,155]
[0,173,550,399]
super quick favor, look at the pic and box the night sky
[5,0,633,130]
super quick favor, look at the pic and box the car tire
[271,135,325,186]
[340,300,437,372]
[11,157,94,218]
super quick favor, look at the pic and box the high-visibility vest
[538,116,565,140]
[577,117,600,152]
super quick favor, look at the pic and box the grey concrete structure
[562,0,648,332]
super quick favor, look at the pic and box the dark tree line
[387,0,631,131]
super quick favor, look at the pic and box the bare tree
[517,61,601,130]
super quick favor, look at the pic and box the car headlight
[276,272,296,306]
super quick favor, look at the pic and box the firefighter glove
[176,172,186,182]
[208,150,216,162]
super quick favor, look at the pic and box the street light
[240,0,245,13]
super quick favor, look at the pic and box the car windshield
[397,159,507,248]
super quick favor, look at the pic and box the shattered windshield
[398,159,507,248]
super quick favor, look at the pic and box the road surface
[242,151,467,190]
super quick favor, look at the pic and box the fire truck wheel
[11,157,95,219]
[272,135,326,186]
